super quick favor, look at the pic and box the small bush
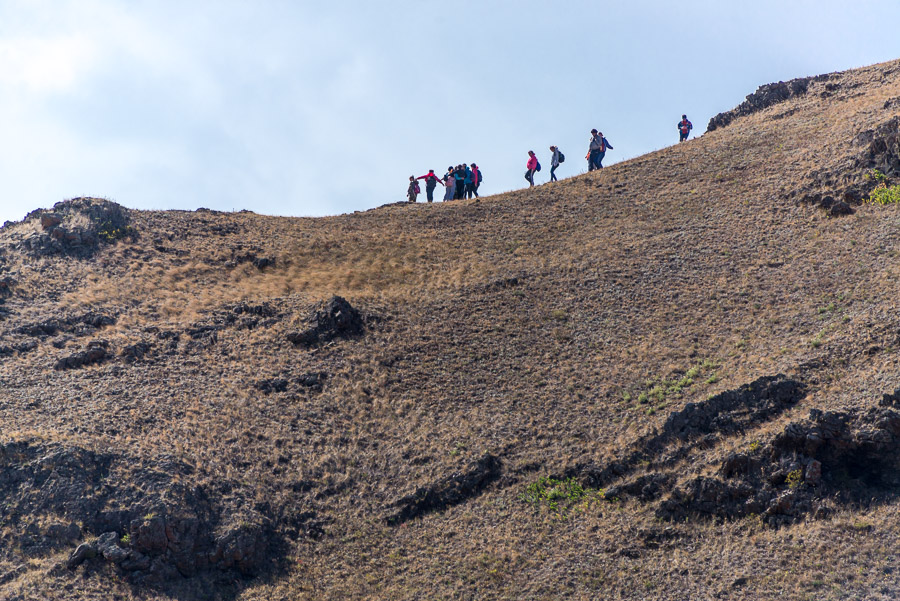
[866,169,900,205]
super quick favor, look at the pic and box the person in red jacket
[678,115,693,142]
[416,169,444,203]
[525,151,538,187]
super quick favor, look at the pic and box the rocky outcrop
[54,340,110,370]
[0,441,295,588]
[387,453,502,525]
[707,75,829,132]
[572,375,807,488]
[286,296,364,348]
[9,198,133,258]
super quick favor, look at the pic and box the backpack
[535,160,541,172]
[414,182,420,194]
[476,169,483,183]
[558,152,565,163]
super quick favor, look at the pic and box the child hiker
[407,176,420,202]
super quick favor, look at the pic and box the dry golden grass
[1,58,900,600]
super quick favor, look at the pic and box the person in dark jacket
[469,163,481,199]
[454,165,467,199]
[678,115,693,142]
[407,176,419,202]
[587,129,613,170]
[416,169,444,203]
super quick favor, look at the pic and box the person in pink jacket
[525,150,538,187]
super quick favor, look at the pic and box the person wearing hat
[549,146,561,182]
[416,169,444,203]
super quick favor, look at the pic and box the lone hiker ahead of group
[678,115,693,142]
[587,129,613,171]
[416,170,444,203]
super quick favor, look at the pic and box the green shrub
[866,169,900,205]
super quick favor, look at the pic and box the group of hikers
[406,115,693,201]
[407,164,483,203]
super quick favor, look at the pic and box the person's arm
[604,138,613,150]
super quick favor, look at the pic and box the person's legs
[426,185,435,202]
[456,182,464,199]
[550,165,558,182]
[596,151,606,169]
[588,151,597,172]
[473,183,480,198]
[526,169,535,186]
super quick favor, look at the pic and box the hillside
[1,59,900,600]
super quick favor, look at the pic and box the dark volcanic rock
[707,75,827,132]
[829,200,855,216]
[387,453,502,525]
[55,340,109,370]
[255,378,289,394]
[11,198,133,258]
[3,441,294,588]
[286,296,364,348]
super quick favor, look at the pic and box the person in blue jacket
[587,129,613,171]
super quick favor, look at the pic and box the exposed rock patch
[54,340,110,370]
[707,75,828,132]
[387,453,502,525]
[8,198,133,258]
[0,441,297,589]
[286,296,364,348]
[573,375,807,488]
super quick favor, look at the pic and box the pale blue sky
[1,0,899,224]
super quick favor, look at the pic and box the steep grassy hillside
[1,59,900,600]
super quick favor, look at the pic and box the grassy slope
[1,59,900,599]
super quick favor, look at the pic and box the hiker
[443,166,456,201]
[462,164,474,199]
[587,129,613,171]
[407,176,419,202]
[678,114,693,142]
[416,169,444,203]
[470,163,481,199]
[525,150,538,187]
[454,165,467,200]
[549,145,562,182]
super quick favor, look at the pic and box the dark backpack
[477,169,484,183]
[558,152,565,163]
[535,160,541,172]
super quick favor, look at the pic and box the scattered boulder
[54,340,109,370]
[67,542,97,569]
[387,453,502,525]
[299,372,327,391]
[96,532,130,563]
[255,378,289,394]
[829,200,855,216]
[120,342,151,363]
[0,276,14,298]
[286,296,364,348]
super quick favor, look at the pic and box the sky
[1,0,900,224]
